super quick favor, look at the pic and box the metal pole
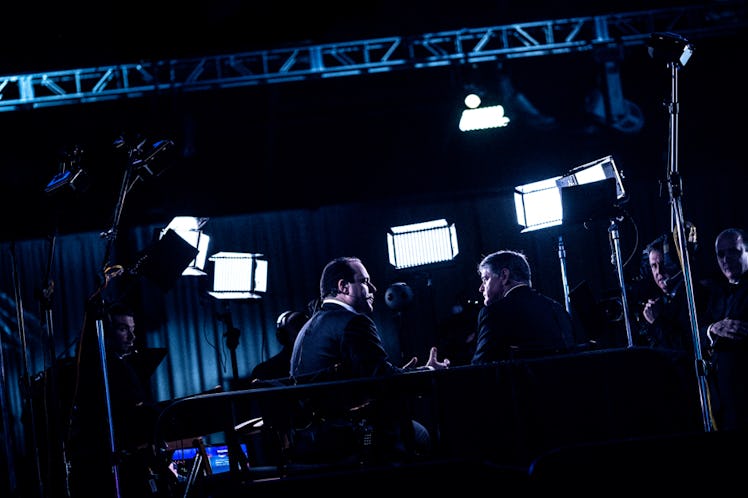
[665,56,713,433]
[10,242,45,498]
[558,235,571,314]
[608,220,634,347]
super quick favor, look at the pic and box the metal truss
[0,3,744,112]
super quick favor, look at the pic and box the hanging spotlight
[159,216,211,276]
[458,88,511,132]
[208,252,268,300]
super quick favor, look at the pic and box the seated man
[471,250,577,364]
[289,256,449,463]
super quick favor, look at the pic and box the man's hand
[709,318,748,342]
[401,356,418,369]
[424,346,450,370]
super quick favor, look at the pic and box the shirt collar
[503,283,528,298]
[323,297,356,313]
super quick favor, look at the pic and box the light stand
[10,242,45,498]
[85,136,176,498]
[648,32,713,432]
[608,218,634,347]
[517,158,631,347]
[560,177,634,347]
[557,236,571,314]
[208,253,268,475]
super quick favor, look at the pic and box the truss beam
[0,3,744,112]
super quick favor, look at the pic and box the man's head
[105,302,136,357]
[477,250,531,306]
[275,310,308,348]
[645,237,679,294]
[319,256,377,313]
[715,228,748,284]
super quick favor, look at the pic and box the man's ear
[499,268,510,282]
[337,279,349,295]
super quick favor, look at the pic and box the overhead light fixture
[208,252,268,300]
[387,219,459,270]
[514,155,625,232]
[459,89,511,131]
[160,216,210,276]
[44,146,90,194]
[647,32,693,68]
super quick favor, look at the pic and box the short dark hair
[105,302,134,328]
[319,256,360,299]
[275,310,308,346]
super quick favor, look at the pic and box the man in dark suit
[701,228,748,431]
[68,301,161,498]
[290,256,449,461]
[471,249,577,364]
[637,234,705,352]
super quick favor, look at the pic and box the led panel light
[515,155,625,232]
[208,252,268,299]
[387,219,459,269]
[514,176,564,232]
[459,105,511,131]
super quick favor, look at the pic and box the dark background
[1,0,745,244]
[1,4,746,496]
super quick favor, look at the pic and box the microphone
[664,271,683,290]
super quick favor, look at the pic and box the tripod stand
[649,32,713,432]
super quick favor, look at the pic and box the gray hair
[478,250,532,286]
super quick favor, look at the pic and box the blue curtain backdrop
[0,178,714,476]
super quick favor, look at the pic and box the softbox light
[160,216,210,276]
[208,252,268,300]
[515,155,625,232]
[387,219,459,270]
[129,228,199,292]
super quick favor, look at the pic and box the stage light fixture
[44,146,90,194]
[514,155,625,232]
[208,252,268,300]
[160,216,211,276]
[459,90,511,131]
[387,219,459,270]
[647,32,693,68]
[513,176,564,233]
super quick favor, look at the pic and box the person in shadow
[700,228,748,432]
[250,310,309,381]
[636,233,706,353]
[67,301,162,498]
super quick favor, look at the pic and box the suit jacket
[290,302,401,381]
[700,272,748,431]
[287,302,415,461]
[471,285,576,364]
[642,279,706,352]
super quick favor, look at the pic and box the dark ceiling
[1,1,745,242]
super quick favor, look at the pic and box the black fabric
[472,286,577,363]
[700,272,748,431]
